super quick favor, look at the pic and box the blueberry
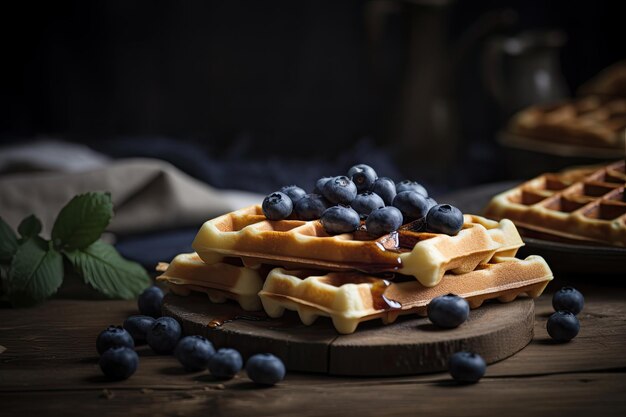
[262,192,293,220]
[425,197,438,210]
[138,286,164,318]
[365,206,403,237]
[208,348,243,380]
[123,315,156,345]
[351,192,385,218]
[174,335,216,371]
[245,353,286,386]
[547,311,580,342]
[279,185,307,202]
[396,180,428,197]
[294,193,330,220]
[392,191,431,220]
[96,326,135,355]
[322,176,358,205]
[99,346,139,380]
[313,177,333,194]
[427,294,470,328]
[426,204,464,235]
[147,316,182,354]
[552,287,584,315]
[347,164,377,192]
[448,352,486,383]
[371,177,397,206]
[320,206,360,235]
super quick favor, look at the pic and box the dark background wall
[0,0,623,184]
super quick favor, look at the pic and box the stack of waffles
[158,205,554,334]
[508,96,626,149]
[486,160,626,247]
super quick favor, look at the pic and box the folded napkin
[0,157,262,237]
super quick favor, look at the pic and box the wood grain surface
[162,293,535,376]
[1,280,626,417]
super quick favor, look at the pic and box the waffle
[259,256,553,334]
[485,160,626,246]
[508,96,626,149]
[191,205,523,287]
[156,252,264,311]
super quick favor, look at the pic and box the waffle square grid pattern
[485,160,626,246]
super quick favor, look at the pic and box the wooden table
[1,277,625,417]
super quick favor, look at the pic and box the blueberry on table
[174,335,216,371]
[322,176,358,205]
[365,206,403,237]
[138,286,164,318]
[351,191,385,218]
[392,191,431,220]
[208,348,243,380]
[320,206,361,235]
[123,315,156,344]
[448,352,486,383]
[313,177,333,194]
[347,164,377,192]
[396,180,428,197]
[371,177,397,206]
[246,353,286,386]
[547,311,580,342]
[99,346,139,380]
[294,193,330,220]
[147,317,182,354]
[262,192,293,220]
[552,287,584,315]
[426,204,464,235]
[427,294,470,328]
[280,185,307,203]
[96,326,135,355]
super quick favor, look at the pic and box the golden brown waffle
[508,96,626,149]
[191,205,523,287]
[156,253,264,311]
[259,256,553,334]
[485,160,626,246]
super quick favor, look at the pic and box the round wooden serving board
[163,293,536,376]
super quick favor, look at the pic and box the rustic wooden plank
[1,372,625,417]
[1,285,625,391]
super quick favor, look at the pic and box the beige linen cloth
[0,158,262,237]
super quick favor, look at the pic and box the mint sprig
[51,192,113,250]
[0,192,150,306]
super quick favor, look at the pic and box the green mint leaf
[65,240,150,299]
[18,215,43,240]
[0,217,18,264]
[51,192,113,250]
[7,238,63,307]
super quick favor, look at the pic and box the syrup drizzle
[207,313,268,329]
[370,279,402,310]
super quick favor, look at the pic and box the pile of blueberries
[262,164,465,237]
[96,286,286,386]
[424,286,584,383]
